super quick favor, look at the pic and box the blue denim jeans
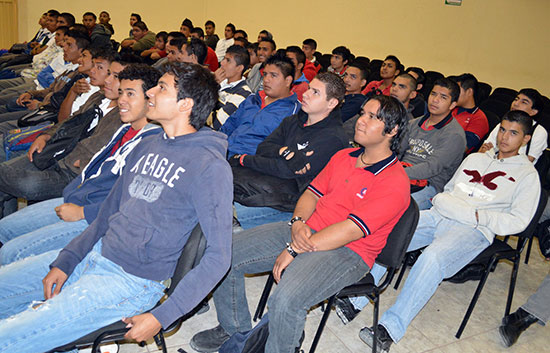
[212,221,370,353]
[411,185,437,211]
[234,202,293,230]
[0,154,76,218]
[0,241,166,353]
[0,197,88,265]
[378,209,490,343]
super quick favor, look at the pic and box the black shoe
[359,325,393,353]
[446,264,485,283]
[190,325,230,352]
[335,297,361,325]
[498,308,538,347]
[196,301,210,315]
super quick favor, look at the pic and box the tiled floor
[114,238,549,353]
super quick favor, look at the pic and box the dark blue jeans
[0,155,76,218]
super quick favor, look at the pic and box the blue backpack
[219,314,270,353]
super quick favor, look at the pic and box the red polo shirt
[306,148,410,268]
[362,80,391,96]
[205,47,219,72]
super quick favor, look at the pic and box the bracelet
[288,216,305,226]
[239,154,247,166]
[285,242,298,258]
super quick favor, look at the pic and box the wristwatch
[286,242,298,258]
[288,216,305,226]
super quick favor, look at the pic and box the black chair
[254,198,419,353]
[354,56,370,67]
[455,189,547,338]
[418,71,444,101]
[476,82,492,105]
[49,224,207,353]
[484,110,501,136]
[366,59,383,82]
[479,99,509,119]
[492,87,518,100]
[318,54,332,72]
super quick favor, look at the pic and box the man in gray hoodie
[0,62,233,353]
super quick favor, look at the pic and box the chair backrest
[479,99,509,119]
[376,197,419,269]
[514,189,548,241]
[483,110,501,134]
[492,87,518,99]
[165,223,207,297]
[476,82,492,105]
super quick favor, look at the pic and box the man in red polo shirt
[451,73,489,153]
[190,95,410,353]
[362,55,402,97]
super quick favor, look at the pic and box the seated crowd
[0,8,548,353]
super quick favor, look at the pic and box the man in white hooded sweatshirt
[361,109,541,352]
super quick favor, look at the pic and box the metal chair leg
[524,237,534,264]
[506,256,521,315]
[254,273,274,321]
[394,254,409,290]
[309,295,336,353]
[456,257,496,338]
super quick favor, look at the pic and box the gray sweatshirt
[400,114,466,192]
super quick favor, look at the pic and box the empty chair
[476,82,492,105]
[479,99,510,119]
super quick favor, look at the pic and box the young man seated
[452,73,489,153]
[0,50,122,218]
[360,110,540,352]
[405,67,429,118]
[341,63,368,122]
[327,45,351,78]
[215,23,236,62]
[0,62,233,353]
[190,95,410,353]
[301,38,321,81]
[140,31,168,64]
[167,37,208,67]
[285,46,309,101]
[190,27,220,72]
[0,64,162,265]
[82,12,112,48]
[0,29,90,134]
[399,78,466,210]
[220,53,300,157]
[230,72,350,229]
[154,31,185,69]
[479,88,546,163]
[362,55,401,96]
[246,38,276,93]
[212,45,252,130]
[389,73,418,120]
[204,20,219,50]
[120,21,156,55]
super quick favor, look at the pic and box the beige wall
[18,0,550,96]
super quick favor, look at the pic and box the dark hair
[454,73,478,96]
[65,29,91,50]
[91,47,117,62]
[133,21,148,31]
[170,37,187,50]
[185,38,208,65]
[156,31,168,42]
[225,23,236,33]
[205,20,215,28]
[366,95,410,154]
[59,12,76,27]
[384,55,402,73]
[119,64,161,96]
[347,62,368,81]
[302,38,317,50]
[405,67,425,86]
[432,77,460,103]
[47,9,60,18]
[100,11,110,16]
[70,24,88,35]
[167,31,185,40]
[396,73,418,91]
[234,37,249,47]
[234,29,248,39]
[502,110,534,135]
[131,13,142,22]
[181,18,194,31]
[265,53,295,80]
[56,26,70,35]
[247,42,259,53]
[225,45,250,72]
[332,46,351,62]
[315,72,346,106]
[162,62,220,130]
[518,88,543,113]
[191,27,205,38]
[285,46,306,67]
[259,38,276,51]
[82,12,96,20]
[259,30,273,40]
